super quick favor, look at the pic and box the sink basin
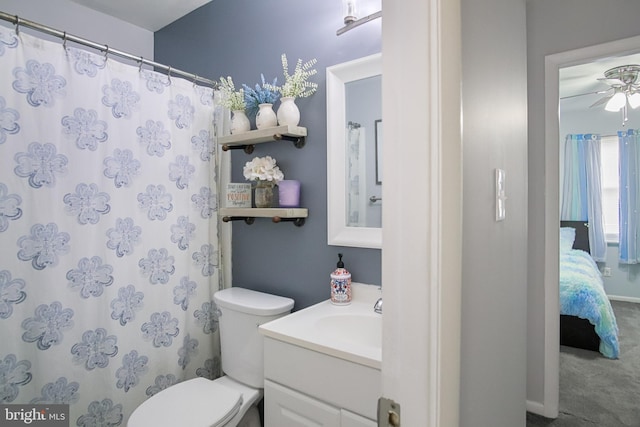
[259,283,382,368]
[314,313,381,349]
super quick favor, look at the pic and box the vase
[277,97,300,126]
[254,180,275,208]
[256,103,278,129]
[231,110,250,134]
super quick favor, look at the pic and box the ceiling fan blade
[589,95,613,108]
[589,94,613,108]
[597,77,624,85]
[560,89,610,101]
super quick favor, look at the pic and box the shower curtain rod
[0,11,218,88]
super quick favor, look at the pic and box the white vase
[277,97,300,126]
[231,110,250,134]
[256,103,278,129]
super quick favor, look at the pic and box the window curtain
[346,122,367,226]
[618,129,640,264]
[561,134,607,261]
[0,26,224,425]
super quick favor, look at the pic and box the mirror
[327,53,382,249]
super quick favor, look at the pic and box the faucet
[373,297,383,314]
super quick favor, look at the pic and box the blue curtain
[0,27,224,425]
[618,129,640,264]
[561,134,607,261]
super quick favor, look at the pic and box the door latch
[378,397,401,427]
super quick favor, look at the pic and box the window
[600,135,619,242]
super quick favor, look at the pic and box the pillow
[560,227,576,253]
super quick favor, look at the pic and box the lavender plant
[243,74,280,117]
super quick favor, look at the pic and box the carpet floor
[527,300,640,427]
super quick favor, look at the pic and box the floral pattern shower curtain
[0,26,224,425]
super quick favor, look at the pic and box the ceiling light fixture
[604,87,627,112]
[591,64,640,125]
[337,0,381,36]
[343,0,357,24]
[628,91,640,109]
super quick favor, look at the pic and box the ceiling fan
[590,64,640,110]
[588,64,640,125]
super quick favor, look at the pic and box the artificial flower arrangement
[243,156,284,183]
[218,76,246,111]
[243,74,280,117]
[268,54,318,99]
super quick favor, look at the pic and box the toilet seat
[127,377,243,427]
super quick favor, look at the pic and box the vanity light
[343,0,357,24]
[337,0,381,36]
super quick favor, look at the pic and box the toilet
[127,287,294,427]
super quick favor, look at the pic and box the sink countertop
[259,283,382,369]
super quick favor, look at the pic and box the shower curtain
[346,122,366,226]
[0,26,224,425]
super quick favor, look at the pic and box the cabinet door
[341,409,377,427]
[264,380,341,427]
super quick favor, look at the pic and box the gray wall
[155,0,382,310]
[460,0,528,425]
[526,0,640,408]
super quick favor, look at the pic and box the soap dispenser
[330,253,352,305]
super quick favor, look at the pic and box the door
[381,0,462,426]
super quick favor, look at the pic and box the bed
[559,220,619,358]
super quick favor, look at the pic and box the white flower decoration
[242,156,284,183]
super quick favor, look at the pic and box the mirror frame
[326,53,382,249]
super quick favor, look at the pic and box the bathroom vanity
[259,283,382,427]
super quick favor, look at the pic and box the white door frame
[381,0,462,425]
[542,34,640,418]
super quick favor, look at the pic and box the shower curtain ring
[138,56,144,72]
[62,32,67,50]
[15,16,20,35]
[104,45,109,60]
[167,67,172,84]
[193,74,198,88]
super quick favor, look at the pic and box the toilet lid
[128,378,243,427]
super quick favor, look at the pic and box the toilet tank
[213,287,294,388]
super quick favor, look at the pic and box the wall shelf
[220,207,308,227]
[219,125,307,153]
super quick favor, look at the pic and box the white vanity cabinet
[265,380,376,427]
[259,285,382,427]
[264,380,340,426]
[262,337,379,427]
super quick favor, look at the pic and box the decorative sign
[226,183,252,208]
